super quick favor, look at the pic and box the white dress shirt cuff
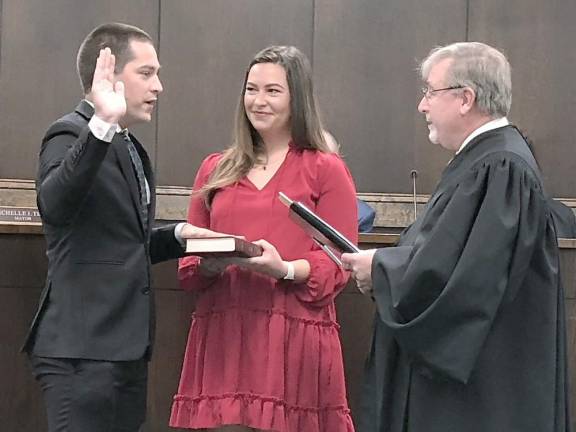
[174,222,187,246]
[88,115,118,142]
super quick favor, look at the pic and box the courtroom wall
[0,0,574,197]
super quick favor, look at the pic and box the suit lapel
[75,99,152,235]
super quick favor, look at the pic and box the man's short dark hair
[76,22,153,94]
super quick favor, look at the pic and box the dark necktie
[122,131,149,229]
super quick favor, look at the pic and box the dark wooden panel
[0,287,46,432]
[560,249,575,429]
[2,233,576,430]
[562,246,576,299]
[156,0,314,187]
[313,0,466,194]
[468,0,576,198]
[336,288,376,422]
[146,285,196,432]
[151,257,181,290]
[0,240,192,432]
[0,234,47,287]
[0,0,160,180]
[566,298,576,430]
[0,234,47,431]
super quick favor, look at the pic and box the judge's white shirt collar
[456,117,509,154]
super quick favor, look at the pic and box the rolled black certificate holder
[278,192,360,265]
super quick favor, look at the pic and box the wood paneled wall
[0,233,375,432]
[468,0,576,197]
[0,0,574,197]
[156,0,315,187]
[3,233,576,431]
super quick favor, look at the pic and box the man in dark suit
[23,23,212,432]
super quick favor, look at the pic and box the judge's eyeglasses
[420,85,464,99]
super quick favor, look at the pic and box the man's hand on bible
[179,224,235,240]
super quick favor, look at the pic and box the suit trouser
[29,355,148,432]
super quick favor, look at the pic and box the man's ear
[459,87,476,115]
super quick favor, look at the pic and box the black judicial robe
[360,125,570,432]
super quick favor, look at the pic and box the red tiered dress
[170,146,358,432]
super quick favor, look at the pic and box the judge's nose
[418,96,429,113]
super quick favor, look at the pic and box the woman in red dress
[170,46,357,432]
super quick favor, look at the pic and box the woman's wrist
[280,261,295,280]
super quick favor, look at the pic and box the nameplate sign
[0,206,41,223]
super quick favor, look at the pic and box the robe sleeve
[292,154,359,307]
[177,154,222,292]
[371,154,547,384]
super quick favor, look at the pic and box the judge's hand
[89,47,126,124]
[341,249,377,295]
[235,239,288,279]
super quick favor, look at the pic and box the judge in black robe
[342,42,570,432]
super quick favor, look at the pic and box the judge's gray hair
[420,42,512,117]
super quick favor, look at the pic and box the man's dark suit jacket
[23,100,184,361]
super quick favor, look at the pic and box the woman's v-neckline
[245,150,290,191]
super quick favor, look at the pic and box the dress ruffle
[170,392,355,432]
[170,307,352,431]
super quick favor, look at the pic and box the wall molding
[2,179,575,231]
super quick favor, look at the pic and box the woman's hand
[234,239,289,279]
[197,257,240,277]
